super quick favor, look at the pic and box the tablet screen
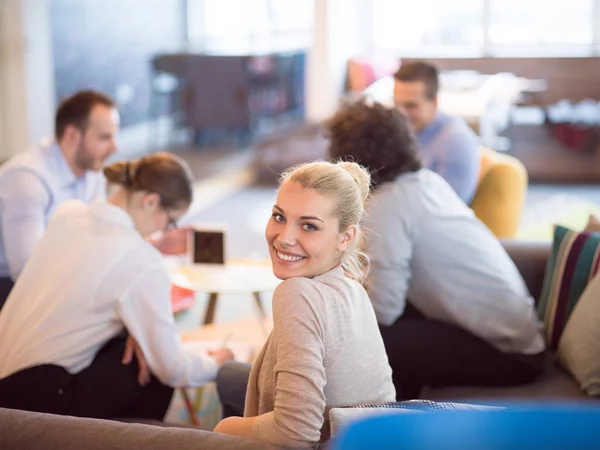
[192,229,226,264]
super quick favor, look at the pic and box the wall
[23,0,55,144]
[306,0,370,121]
[50,0,187,128]
[403,57,600,104]
[0,0,29,160]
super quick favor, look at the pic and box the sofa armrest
[501,239,551,302]
[0,408,288,450]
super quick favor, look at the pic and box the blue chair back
[330,404,600,450]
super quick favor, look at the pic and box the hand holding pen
[209,332,235,366]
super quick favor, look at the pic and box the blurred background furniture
[363,70,546,151]
[168,258,279,329]
[471,147,528,238]
[545,99,600,154]
[150,50,306,149]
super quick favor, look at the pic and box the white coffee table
[167,258,281,331]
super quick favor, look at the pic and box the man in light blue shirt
[393,61,480,204]
[0,90,119,308]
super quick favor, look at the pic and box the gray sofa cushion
[501,239,551,302]
[422,354,592,402]
[0,407,289,450]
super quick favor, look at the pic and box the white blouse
[0,199,217,386]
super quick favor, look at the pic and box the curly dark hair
[326,98,422,187]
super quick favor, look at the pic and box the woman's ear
[141,192,161,212]
[337,225,357,252]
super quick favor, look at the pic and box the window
[187,0,313,53]
[269,0,314,33]
[488,0,594,46]
[372,0,599,56]
[201,0,269,38]
[372,0,484,55]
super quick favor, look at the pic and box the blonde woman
[214,161,395,448]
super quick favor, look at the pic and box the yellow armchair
[470,148,528,239]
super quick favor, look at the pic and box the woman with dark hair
[328,98,422,187]
[328,99,545,400]
[0,153,233,420]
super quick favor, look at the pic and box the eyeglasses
[164,211,178,232]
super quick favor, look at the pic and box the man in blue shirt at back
[393,61,480,204]
[0,91,119,308]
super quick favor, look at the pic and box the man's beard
[74,143,103,172]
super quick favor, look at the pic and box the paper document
[183,340,254,363]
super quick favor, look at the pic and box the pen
[221,332,233,347]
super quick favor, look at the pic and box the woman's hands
[122,335,151,386]
[209,348,235,366]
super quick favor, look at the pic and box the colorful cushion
[585,214,600,233]
[557,272,600,396]
[347,57,400,92]
[537,225,600,349]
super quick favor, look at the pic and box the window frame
[369,0,600,58]
[185,0,313,52]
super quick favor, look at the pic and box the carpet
[518,194,600,241]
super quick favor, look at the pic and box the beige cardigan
[244,267,395,448]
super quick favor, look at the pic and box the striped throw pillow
[538,225,600,349]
